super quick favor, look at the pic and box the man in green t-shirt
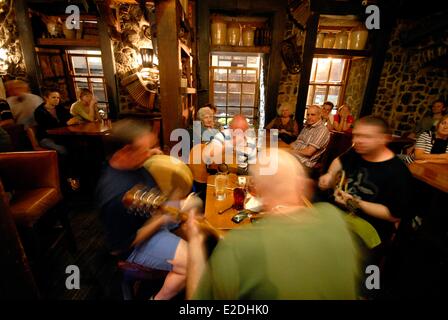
[187,149,361,300]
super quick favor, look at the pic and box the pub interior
[1,0,447,301]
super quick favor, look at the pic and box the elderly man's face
[306,107,321,125]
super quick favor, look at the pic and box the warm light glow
[0,48,7,61]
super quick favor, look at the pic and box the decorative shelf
[313,48,370,58]
[211,45,271,54]
[36,38,100,47]
[180,87,196,94]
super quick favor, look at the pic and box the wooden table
[46,121,112,136]
[204,175,253,230]
[408,162,448,193]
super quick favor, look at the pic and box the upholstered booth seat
[9,188,61,227]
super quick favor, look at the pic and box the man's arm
[296,145,317,157]
[131,214,169,247]
[414,148,448,161]
[318,157,342,190]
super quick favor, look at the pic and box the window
[210,53,261,126]
[66,50,109,114]
[306,57,349,109]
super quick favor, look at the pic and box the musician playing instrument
[318,116,413,245]
[96,119,197,300]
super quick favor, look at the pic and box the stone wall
[344,57,371,118]
[372,20,448,135]
[275,16,304,116]
[0,1,27,80]
[111,4,156,113]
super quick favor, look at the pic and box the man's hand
[318,173,334,190]
[334,189,354,207]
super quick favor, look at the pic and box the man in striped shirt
[291,105,330,169]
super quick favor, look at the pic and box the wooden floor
[33,194,123,300]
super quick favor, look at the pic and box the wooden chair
[117,260,169,300]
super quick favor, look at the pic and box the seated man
[96,119,187,300]
[203,114,256,175]
[318,116,414,248]
[186,149,360,299]
[290,105,330,171]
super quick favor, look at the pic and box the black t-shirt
[0,99,13,121]
[431,138,448,154]
[95,164,156,255]
[339,149,414,242]
[34,103,71,141]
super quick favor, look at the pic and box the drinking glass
[215,173,228,200]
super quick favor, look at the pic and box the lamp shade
[140,48,154,68]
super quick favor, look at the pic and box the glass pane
[214,83,227,93]
[217,117,229,126]
[310,59,318,81]
[242,83,255,94]
[313,86,327,105]
[306,85,315,106]
[228,94,240,106]
[216,107,227,118]
[241,94,255,107]
[88,57,103,75]
[228,83,241,93]
[228,69,242,81]
[211,55,219,66]
[241,108,255,117]
[329,59,345,83]
[247,56,259,68]
[72,56,88,75]
[92,82,106,101]
[242,70,256,82]
[315,58,331,83]
[227,107,240,116]
[74,77,88,90]
[214,93,226,106]
[213,69,227,81]
[327,86,340,105]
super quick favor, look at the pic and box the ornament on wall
[280,35,302,74]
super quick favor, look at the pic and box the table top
[204,175,254,230]
[46,121,112,136]
[409,162,448,193]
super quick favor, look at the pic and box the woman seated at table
[34,88,71,154]
[191,105,220,145]
[68,88,99,125]
[34,88,79,190]
[265,102,299,144]
[332,104,354,133]
[402,114,448,164]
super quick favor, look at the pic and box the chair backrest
[188,143,209,183]
[0,150,60,191]
[26,126,46,151]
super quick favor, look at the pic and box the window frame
[307,57,351,109]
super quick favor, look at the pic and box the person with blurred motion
[5,80,43,129]
[318,116,413,251]
[96,119,188,300]
[290,105,330,171]
[186,148,360,299]
[265,102,299,144]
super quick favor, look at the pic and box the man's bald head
[230,115,249,132]
[250,148,310,210]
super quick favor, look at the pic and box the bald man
[204,114,256,175]
[291,105,330,169]
[186,149,360,300]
